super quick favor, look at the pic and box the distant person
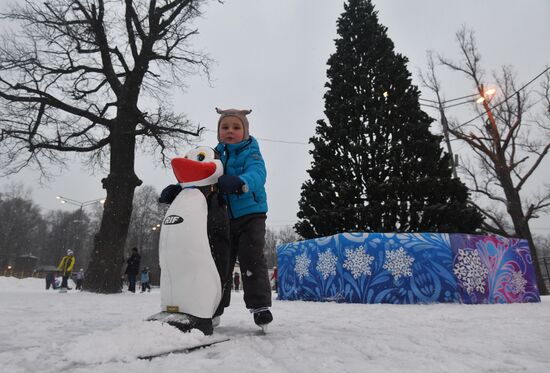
[271,266,278,292]
[125,247,141,293]
[75,268,85,290]
[140,267,151,293]
[57,249,76,290]
[233,272,241,291]
[45,271,57,290]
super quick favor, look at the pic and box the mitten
[158,184,182,204]
[218,175,246,194]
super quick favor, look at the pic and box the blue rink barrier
[276,233,540,304]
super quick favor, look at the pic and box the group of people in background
[45,246,152,293]
[124,247,151,293]
[45,249,83,291]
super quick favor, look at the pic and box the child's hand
[159,184,182,204]
[218,175,247,194]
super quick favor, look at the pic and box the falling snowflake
[510,270,527,294]
[316,250,338,280]
[383,247,414,281]
[343,246,374,279]
[294,252,311,280]
[453,249,489,294]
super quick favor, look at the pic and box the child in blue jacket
[213,108,272,327]
[140,267,151,293]
[159,108,272,328]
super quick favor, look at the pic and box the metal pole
[439,105,458,178]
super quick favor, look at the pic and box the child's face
[219,116,245,144]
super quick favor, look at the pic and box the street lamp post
[438,104,458,178]
[427,93,480,178]
[55,195,106,208]
[55,195,106,261]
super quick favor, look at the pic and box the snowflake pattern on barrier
[316,250,338,279]
[383,247,415,280]
[343,246,374,279]
[453,248,488,294]
[294,252,311,280]
[510,270,527,294]
[278,233,540,304]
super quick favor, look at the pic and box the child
[213,108,272,327]
[75,268,85,290]
[140,267,151,293]
[159,108,272,327]
[45,271,57,290]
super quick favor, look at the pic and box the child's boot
[251,307,273,326]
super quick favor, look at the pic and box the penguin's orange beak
[171,158,217,183]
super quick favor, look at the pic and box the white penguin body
[158,147,224,319]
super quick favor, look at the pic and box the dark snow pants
[61,275,70,289]
[221,213,272,310]
[127,274,137,292]
[205,191,231,317]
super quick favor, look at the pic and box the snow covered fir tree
[295,0,483,239]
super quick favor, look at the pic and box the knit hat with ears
[216,107,252,142]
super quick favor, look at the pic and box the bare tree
[423,27,550,295]
[264,227,277,269]
[263,225,302,268]
[125,184,164,277]
[0,1,212,292]
[0,186,46,265]
[42,209,92,266]
[125,185,164,251]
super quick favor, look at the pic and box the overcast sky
[1,0,549,234]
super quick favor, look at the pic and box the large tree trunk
[498,161,549,295]
[85,117,142,293]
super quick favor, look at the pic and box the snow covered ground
[1,277,549,373]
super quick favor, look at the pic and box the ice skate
[252,307,272,332]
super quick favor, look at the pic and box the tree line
[0,183,299,282]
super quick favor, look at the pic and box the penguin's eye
[197,152,206,161]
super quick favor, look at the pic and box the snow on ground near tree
[1,277,549,373]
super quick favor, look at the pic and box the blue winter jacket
[215,137,268,219]
[140,270,149,283]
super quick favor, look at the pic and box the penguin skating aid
[147,147,224,336]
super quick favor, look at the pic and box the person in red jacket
[271,266,278,292]
[233,272,241,291]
